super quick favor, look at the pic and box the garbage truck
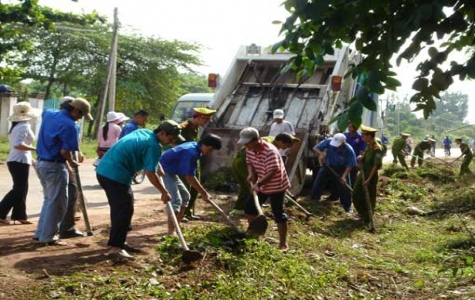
[202,44,382,195]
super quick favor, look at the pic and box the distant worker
[443,136,452,156]
[269,109,295,137]
[96,111,129,161]
[269,109,295,163]
[344,123,366,187]
[454,138,473,176]
[119,110,149,139]
[391,133,410,170]
[411,138,436,168]
[430,135,437,156]
[179,107,217,222]
[352,125,383,226]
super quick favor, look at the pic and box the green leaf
[412,78,429,91]
[348,101,364,122]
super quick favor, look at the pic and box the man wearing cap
[391,133,410,170]
[238,127,290,250]
[411,138,436,168]
[344,123,366,188]
[56,96,88,239]
[312,133,357,213]
[34,97,93,246]
[352,125,383,225]
[454,138,473,176]
[231,133,300,216]
[159,134,222,236]
[179,107,216,221]
[96,120,183,258]
[119,109,149,139]
[269,109,295,137]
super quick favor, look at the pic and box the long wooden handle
[71,151,92,233]
[285,193,312,216]
[166,202,190,251]
[208,198,242,231]
[252,190,263,216]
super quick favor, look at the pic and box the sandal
[0,219,10,225]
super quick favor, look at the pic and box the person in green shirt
[391,133,410,170]
[352,125,383,225]
[411,139,435,168]
[455,138,473,176]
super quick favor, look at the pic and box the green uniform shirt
[362,142,383,174]
[460,142,473,157]
[392,137,406,152]
[416,141,431,152]
[180,119,199,142]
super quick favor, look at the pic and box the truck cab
[170,93,214,123]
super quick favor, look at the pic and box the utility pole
[93,7,119,138]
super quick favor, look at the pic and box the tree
[431,91,468,121]
[274,0,475,129]
[0,0,103,78]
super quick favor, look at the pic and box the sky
[34,0,475,123]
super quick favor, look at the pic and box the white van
[170,93,214,123]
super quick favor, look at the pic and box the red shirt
[246,140,290,194]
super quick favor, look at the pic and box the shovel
[208,198,247,238]
[166,202,203,263]
[247,190,268,236]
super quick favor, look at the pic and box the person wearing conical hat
[454,138,473,176]
[0,102,39,225]
[411,138,436,168]
[391,133,410,170]
[352,125,382,226]
[179,107,217,221]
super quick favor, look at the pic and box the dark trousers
[59,170,78,233]
[97,174,134,248]
[312,166,352,211]
[244,190,288,223]
[0,161,30,220]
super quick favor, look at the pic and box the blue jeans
[163,173,190,213]
[312,166,352,212]
[35,161,69,242]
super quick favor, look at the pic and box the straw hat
[8,102,40,122]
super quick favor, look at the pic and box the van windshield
[170,101,210,123]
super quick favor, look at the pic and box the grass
[18,162,475,298]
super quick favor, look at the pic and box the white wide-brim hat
[8,101,40,122]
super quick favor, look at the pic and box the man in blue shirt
[34,98,93,246]
[344,123,366,188]
[312,133,357,212]
[96,120,184,259]
[443,135,452,156]
[119,109,149,139]
[159,134,222,236]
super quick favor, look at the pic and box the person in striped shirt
[238,127,290,250]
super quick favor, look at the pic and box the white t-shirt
[7,122,35,165]
[269,120,295,137]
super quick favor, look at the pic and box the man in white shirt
[269,109,295,137]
